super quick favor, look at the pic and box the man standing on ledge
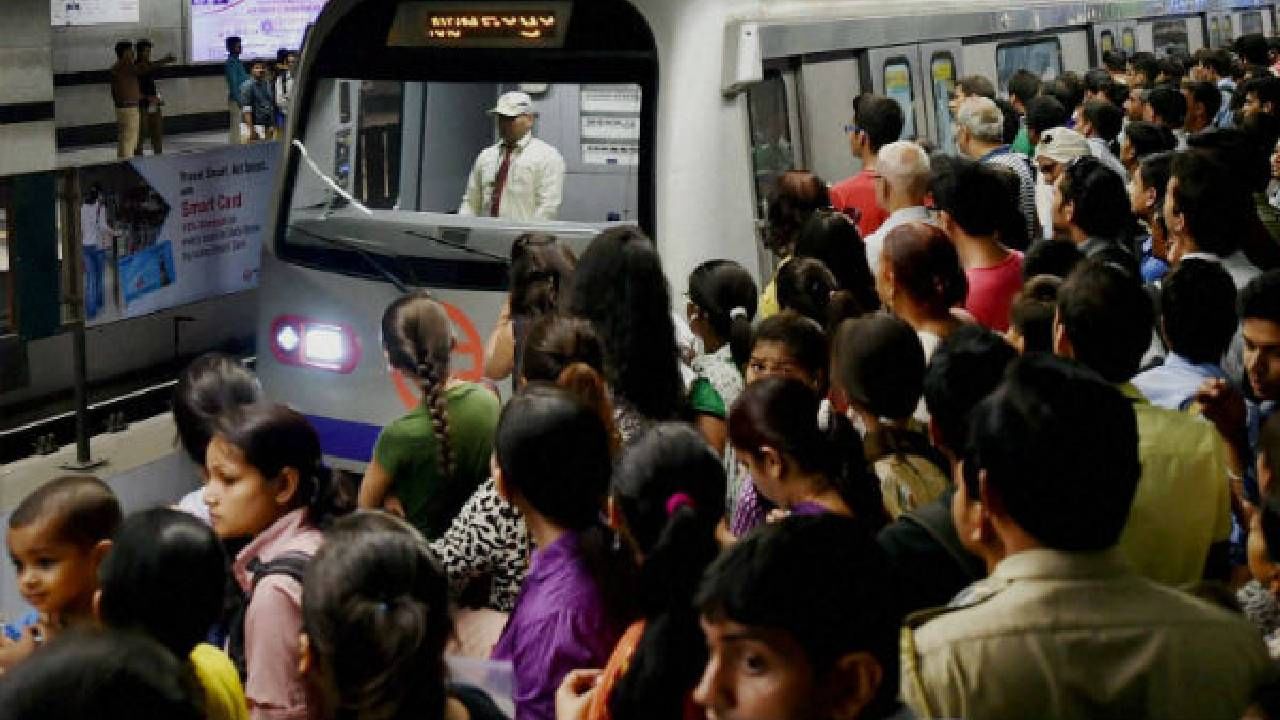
[224,36,248,144]
[459,91,565,221]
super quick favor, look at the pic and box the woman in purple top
[491,382,634,720]
[728,377,889,529]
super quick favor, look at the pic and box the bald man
[863,141,932,274]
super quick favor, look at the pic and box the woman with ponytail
[301,511,506,720]
[558,423,725,720]
[484,233,576,384]
[728,377,889,531]
[361,291,500,540]
[491,384,633,720]
[203,403,354,719]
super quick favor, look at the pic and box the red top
[829,169,889,238]
[963,251,1024,333]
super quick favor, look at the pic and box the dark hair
[1105,80,1132,109]
[135,38,153,51]
[1010,274,1063,352]
[882,222,968,315]
[225,36,242,52]
[728,378,887,530]
[1023,240,1082,282]
[1183,80,1224,122]
[568,227,685,421]
[1058,156,1132,239]
[173,353,263,466]
[957,75,996,99]
[688,259,758,368]
[1084,68,1115,96]
[930,155,1003,237]
[1025,95,1069,133]
[9,475,121,549]
[381,291,456,479]
[831,314,925,421]
[993,98,1021,144]
[1007,69,1042,106]
[0,628,203,720]
[1082,99,1124,142]
[1160,259,1238,364]
[1198,48,1234,77]
[1169,150,1247,256]
[776,256,838,327]
[1241,269,1280,323]
[1188,125,1272,193]
[97,509,227,659]
[852,94,905,151]
[608,424,726,720]
[1145,85,1187,127]
[794,210,881,316]
[923,324,1017,454]
[302,511,453,720]
[1056,261,1153,382]
[216,404,353,528]
[114,41,132,58]
[510,233,575,318]
[1243,75,1280,111]
[1132,53,1161,88]
[765,171,831,252]
[496,384,634,620]
[521,315,605,382]
[1045,75,1084,114]
[965,354,1139,550]
[749,311,830,393]
[696,514,902,717]
[1124,121,1178,161]
[276,47,290,64]
[1157,56,1186,84]
[988,163,1031,250]
[1103,49,1129,72]
[1242,112,1280,173]
[1136,151,1175,213]
[1237,33,1271,66]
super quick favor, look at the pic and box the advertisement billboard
[190,0,326,62]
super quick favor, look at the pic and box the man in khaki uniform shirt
[901,353,1275,720]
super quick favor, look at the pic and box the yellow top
[757,257,791,319]
[190,643,249,720]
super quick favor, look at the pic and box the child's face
[7,519,101,618]
[745,342,817,390]
[203,435,290,539]
[695,616,821,720]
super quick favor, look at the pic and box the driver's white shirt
[459,131,565,221]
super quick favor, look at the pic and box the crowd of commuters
[17,30,1280,720]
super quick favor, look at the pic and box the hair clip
[729,307,749,321]
[665,492,696,517]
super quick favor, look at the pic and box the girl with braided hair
[359,291,500,540]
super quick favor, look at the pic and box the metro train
[257,0,1277,469]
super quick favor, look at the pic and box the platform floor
[55,129,235,169]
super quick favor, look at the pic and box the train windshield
[274,0,656,288]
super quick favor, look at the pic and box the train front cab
[257,0,658,470]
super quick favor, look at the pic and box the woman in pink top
[204,404,352,720]
[932,156,1025,332]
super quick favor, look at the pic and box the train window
[1210,17,1222,49]
[1100,30,1115,54]
[747,71,796,210]
[1242,11,1264,36]
[1122,28,1137,54]
[996,38,1062,94]
[930,53,958,155]
[1154,20,1190,57]
[1224,15,1234,44]
[353,81,403,210]
[883,57,917,140]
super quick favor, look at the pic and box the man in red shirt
[829,94,904,238]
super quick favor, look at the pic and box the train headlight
[270,316,361,374]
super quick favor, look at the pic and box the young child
[560,423,727,720]
[1006,274,1063,353]
[1239,412,1280,658]
[96,508,247,720]
[492,383,632,720]
[694,514,904,720]
[300,511,506,720]
[360,291,500,540]
[203,403,352,719]
[1,475,121,671]
[685,259,757,454]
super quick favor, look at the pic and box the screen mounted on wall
[189,0,326,62]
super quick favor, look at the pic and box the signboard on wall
[190,0,327,62]
[51,0,140,25]
[77,143,276,326]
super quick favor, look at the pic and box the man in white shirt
[459,91,565,221]
[863,140,931,274]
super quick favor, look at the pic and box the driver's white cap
[488,91,534,117]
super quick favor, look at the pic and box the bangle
[1227,469,1244,483]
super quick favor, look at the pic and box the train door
[1119,22,1140,55]
[797,55,862,187]
[866,46,928,145]
[1094,22,1119,58]
[1144,15,1202,57]
[745,66,803,278]
[920,42,963,156]
[1232,7,1272,37]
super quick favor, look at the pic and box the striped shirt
[981,146,1038,247]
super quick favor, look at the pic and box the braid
[419,361,455,479]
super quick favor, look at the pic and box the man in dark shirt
[240,61,277,142]
[133,39,175,155]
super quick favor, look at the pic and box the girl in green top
[359,291,500,539]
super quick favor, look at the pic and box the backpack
[224,551,312,682]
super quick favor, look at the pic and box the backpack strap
[226,550,313,682]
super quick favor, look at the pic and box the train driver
[459,91,566,221]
